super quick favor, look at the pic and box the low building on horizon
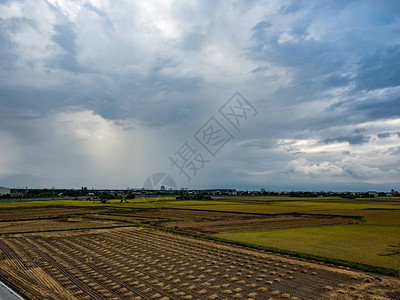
[0,186,11,195]
[367,191,378,197]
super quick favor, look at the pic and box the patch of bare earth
[0,227,398,300]
[0,218,130,233]
[91,214,158,223]
[129,208,361,234]
[0,207,108,221]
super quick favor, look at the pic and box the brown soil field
[0,207,108,221]
[0,227,398,300]
[0,218,131,233]
[126,208,361,234]
[91,214,162,223]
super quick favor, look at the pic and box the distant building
[260,188,265,193]
[0,186,11,195]
[367,191,378,197]
[160,185,166,191]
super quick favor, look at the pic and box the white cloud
[287,158,343,177]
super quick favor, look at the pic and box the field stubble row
[0,227,399,300]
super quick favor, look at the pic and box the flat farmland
[214,224,400,272]
[0,198,399,299]
[170,198,400,274]
[1,227,399,300]
[180,198,400,216]
[0,207,109,221]
[130,208,361,234]
[0,218,132,234]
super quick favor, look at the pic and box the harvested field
[90,211,172,223]
[0,218,131,233]
[0,227,398,300]
[0,207,108,221]
[127,208,361,234]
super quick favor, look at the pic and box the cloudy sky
[1,0,399,191]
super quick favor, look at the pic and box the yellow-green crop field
[0,198,239,209]
[146,196,399,272]
[214,224,400,271]
[193,197,400,272]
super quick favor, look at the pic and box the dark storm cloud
[0,0,205,128]
[0,86,70,113]
[324,135,370,145]
[377,132,400,139]
[251,24,330,72]
[0,73,203,129]
[377,132,392,139]
[356,45,400,91]
[237,139,276,149]
[0,17,34,69]
[88,72,203,126]
[50,22,82,72]
[248,0,400,122]
[329,89,400,121]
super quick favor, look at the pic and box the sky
[0,0,400,191]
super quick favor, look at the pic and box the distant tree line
[0,188,89,199]
[176,193,212,200]
[289,191,318,197]
[341,192,387,199]
[0,188,137,202]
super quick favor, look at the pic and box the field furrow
[1,227,399,300]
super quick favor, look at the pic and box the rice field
[214,224,400,271]
[0,196,399,299]
[1,227,399,300]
